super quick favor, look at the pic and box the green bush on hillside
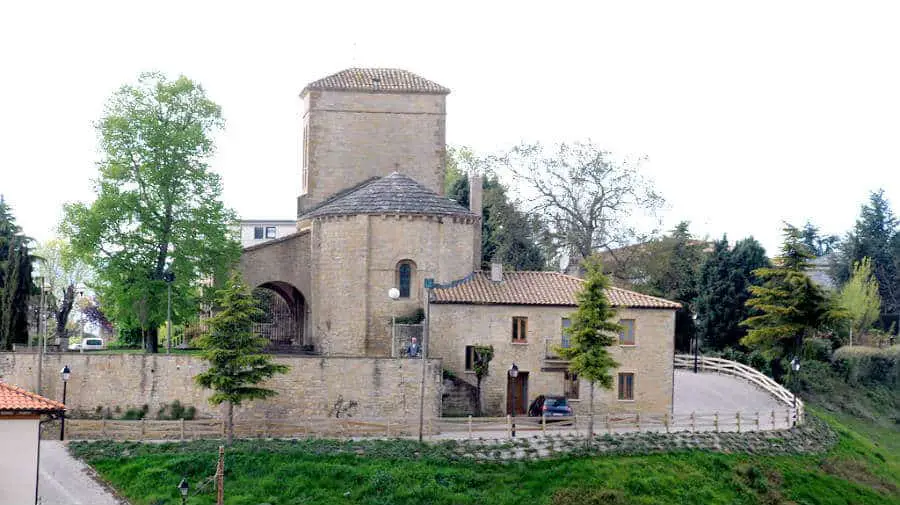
[833,345,900,387]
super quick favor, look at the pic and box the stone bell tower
[296,68,450,215]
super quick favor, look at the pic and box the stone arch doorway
[252,281,306,351]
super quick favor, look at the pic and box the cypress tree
[0,197,33,350]
[557,256,622,441]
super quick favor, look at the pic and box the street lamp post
[60,365,70,440]
[388,288,400,357]
[164,271,175,354]
[418,278,434,443]
[790,357,800,426]
[178,477,189,505]
[692,313,699,373]
[508,363,519,438]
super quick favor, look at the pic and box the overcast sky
[2,1,898,255]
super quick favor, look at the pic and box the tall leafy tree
[742,225,830,365]
[557,256,622,441]
[35,239,91,347]
[503,141,664,272]
[446,146,549,270]
[695,236,769,351]
[0,196,34,350]
[195,273,289,445]
[62,72,241,352]
[837,257,881,345]
[648,222,704,351]
[832,190,900,316]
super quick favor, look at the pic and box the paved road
[673,369,787,415]
[38,441,123,505]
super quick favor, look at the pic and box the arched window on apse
[396,260,416,298]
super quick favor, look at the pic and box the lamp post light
[60,365,70,440]
[178,477,189,505]
[508,363,519,438]
[164,271,175,354]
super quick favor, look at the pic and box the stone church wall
[239,231,311,298]
[0,353,442,422]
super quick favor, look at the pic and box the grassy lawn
[71,412,899,505]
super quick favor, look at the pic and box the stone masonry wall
[299,90,446,211]
[238,231,311,299]
[430,304,675,417]
[0,353,442,421]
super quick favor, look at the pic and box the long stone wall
[0,353,442,421]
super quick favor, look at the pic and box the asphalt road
[38,441,122,505]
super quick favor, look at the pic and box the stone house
[236,67,680,417]
[430,265,680,416]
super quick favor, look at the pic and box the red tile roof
[0,382,66,413]
[431,271,681,309]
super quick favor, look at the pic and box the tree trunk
[225,401,234,446]
[587,382,595,446]
[55,285,75,348]
[144,326,159,353]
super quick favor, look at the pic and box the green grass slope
[72,413,898,505]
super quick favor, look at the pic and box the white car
[70,338,105,351]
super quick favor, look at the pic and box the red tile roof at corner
[0,381,66,413]
[301,68,450,95]
[431,271,681,309]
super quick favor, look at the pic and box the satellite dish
[388,288,400,300]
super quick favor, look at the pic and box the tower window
[396,260,415,298]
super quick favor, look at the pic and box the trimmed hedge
[833,345,900,387]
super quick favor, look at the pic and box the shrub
[121,405,149,420]
[155,400,197,420]
[833,345,900,387]
[802,338,833,362]
[550,488,627,505]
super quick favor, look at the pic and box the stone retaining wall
[0,353,441,422]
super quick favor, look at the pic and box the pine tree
[194,273,289,444]
[742,225,830,365]
[649,221,704,351]
[557,256,622,441]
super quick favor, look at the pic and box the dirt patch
[820,458,898,496]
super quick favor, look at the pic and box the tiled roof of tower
[431,271,681,309]
[299,173,477,219]
[301,68,450,95]
[0,381,66,413]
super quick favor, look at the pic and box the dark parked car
[527,395,573,418]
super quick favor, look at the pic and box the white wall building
[0,382,65,505]
[235,220,297,248]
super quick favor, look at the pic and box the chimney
[491,260,503,282]
[469,173,483,271]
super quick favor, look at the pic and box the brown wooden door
[506,372,529,415]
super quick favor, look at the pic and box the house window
[253,226,264,239]
[265,226,277,239]
[564,371,579,399]
[561,318,572,348]
[619,319,635,345]
[512,317,528,343]
[618,372,634,400]
[465,345,475,371]
[396,260,415,298]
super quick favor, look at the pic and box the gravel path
[38,441,123,505]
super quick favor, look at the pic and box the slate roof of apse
[299,173,477,219]
[431,271,682,309]
[0,381,66,413]
[301,68,450,95]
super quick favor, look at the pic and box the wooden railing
[61,408,797,441]
[673,354,804,423]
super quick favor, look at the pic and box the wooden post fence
[216,446,224,505]
[736,412,741,433]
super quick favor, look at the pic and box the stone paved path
[38,441,123,505]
